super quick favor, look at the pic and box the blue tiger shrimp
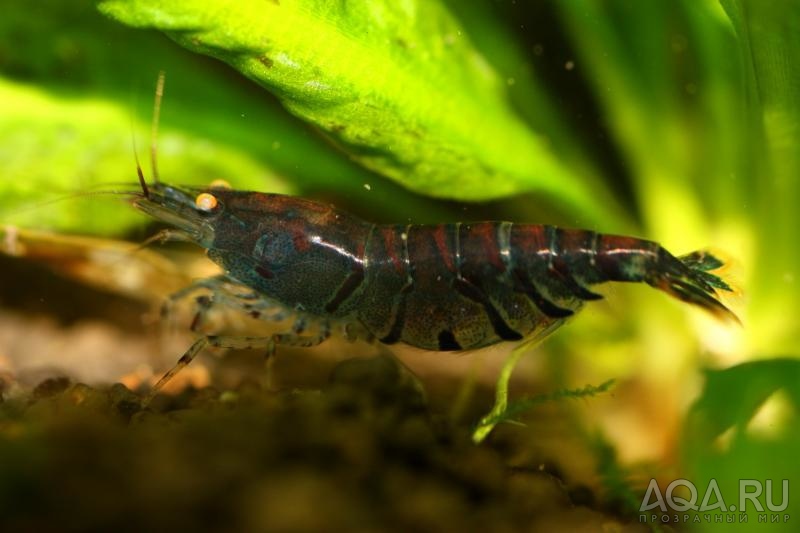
[130,74,737,400]
[134,174,736,397]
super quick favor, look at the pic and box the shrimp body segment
[134,184,736,355]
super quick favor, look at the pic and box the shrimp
[133,174,737,396]
[131,73,736,397]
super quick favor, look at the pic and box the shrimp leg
[144,324,332,403]
[160,274,287,332]
[160,274,255,316]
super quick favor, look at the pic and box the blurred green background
[1,0,798,530]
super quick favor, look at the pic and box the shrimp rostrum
[133,176,737,395]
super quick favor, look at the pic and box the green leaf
[720,0,800,353]
[443,1,630,228]
[0,79,288,236]
[553,0,745,245]
[686,358,800,443]
[97,0,614,222]
[0,0,456,235]
[683,358,800,532]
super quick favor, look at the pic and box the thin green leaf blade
[720,0,800,354]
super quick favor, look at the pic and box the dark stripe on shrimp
[566,280,603,300]
[380,225,414,344]
[255,265,274,279]
[379,290,407,344]
[324,225,372,313]
[511,268,574,318]
[453,277,523,341]
[437,330,462,351]
[504,222,574,318]
[551,228,603,301]
[324,266,364,313]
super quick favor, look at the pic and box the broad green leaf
[686,359,800,443]
[0,0,457,235]
[683,358,800,531]
[0,79,288,236]
[97,0,614,222]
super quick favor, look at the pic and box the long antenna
[133,132,150,199]
[130,101,149,199]
[151,70,165,184]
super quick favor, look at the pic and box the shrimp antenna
[150,70,165,184]
[131,125,150,199]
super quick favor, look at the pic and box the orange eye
[195,192,218,212]
[209,179,231,189]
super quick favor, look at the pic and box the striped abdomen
[354,223,659,351]
[207,189,734,350]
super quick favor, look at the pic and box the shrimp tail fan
[648,249,740,323]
